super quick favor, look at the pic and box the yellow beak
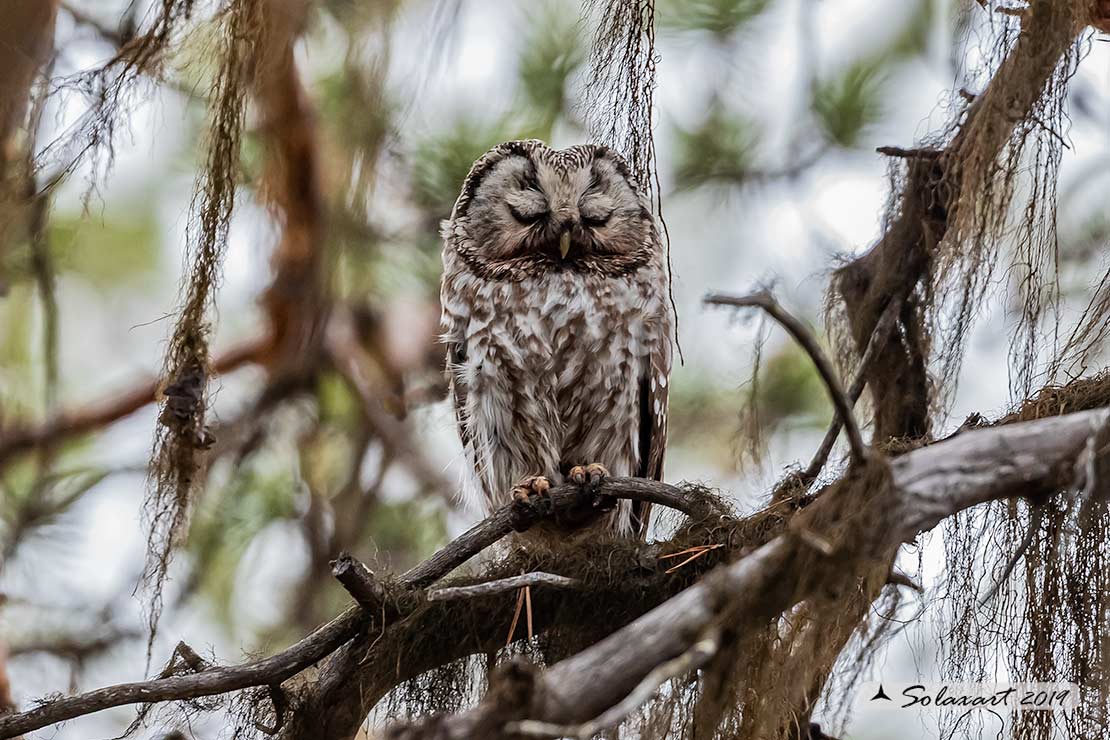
[559,231,571,260]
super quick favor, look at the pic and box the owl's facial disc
[461,146,651,266]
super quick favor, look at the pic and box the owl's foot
[568,463,609,488]
[552,463,615,527]
[569,463,613,510]
[510,475,552,532]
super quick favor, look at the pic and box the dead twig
[887,570,923,592]
[427,573,582,602]
[0,608,364,739]
[875,145,942,159]
[705,291,867,466]
[331,553,391,613]
[802,296,903,484]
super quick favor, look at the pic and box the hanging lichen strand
[933,2,1085,404]
[827,1,1089,445]
[37,0,199,187]
[939,373,1110,740]
[884,5,1110,740]
[581,0,683,357]
[141,0,262,654]
[581,0,658,199]
[929,16,1108,737]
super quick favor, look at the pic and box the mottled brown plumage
[440,140,673,537]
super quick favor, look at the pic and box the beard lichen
[941,372,1110,740]
[141,0,264,660]
[827,1,1088,444]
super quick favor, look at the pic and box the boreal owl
[440,140,673,537]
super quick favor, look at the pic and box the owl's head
[443,140,657,278]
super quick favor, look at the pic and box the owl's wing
[633,349,669,539]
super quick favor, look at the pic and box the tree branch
[0,609,364,739]
[801,296,903,484]
[705,290,867,465]
[0,477,707,739]
[0,335,267,468]
[507,627,720,739]
[331,553,392,613]
[398,477,719,590]
[427,573,582,602]
[833,0,1084,441]
[4,407,1107,739]
[385,407,1110,738]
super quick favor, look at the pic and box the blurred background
[0,0,1108,737]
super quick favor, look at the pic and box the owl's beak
[559,230,572,260]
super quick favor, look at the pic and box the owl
[439,140,673,537]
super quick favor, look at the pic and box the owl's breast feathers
[442,255,672,536]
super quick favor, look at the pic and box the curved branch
[705,290,867,465]
[0,608,364,739]
[801,295,903,484]
[401,477,718,589]
[507,627,720,739]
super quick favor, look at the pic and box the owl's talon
[510,476,551,531]
[568,463,608,488]
[512,475,551,502]
[567,463,613,511]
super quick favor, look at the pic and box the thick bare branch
[507,627,720,739]
[889,408,1110,538]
